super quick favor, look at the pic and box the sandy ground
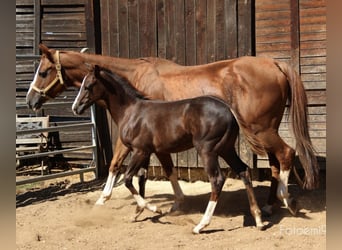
[16,173,326,250]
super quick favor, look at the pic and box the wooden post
[85,0,113,178]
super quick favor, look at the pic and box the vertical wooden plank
[101,0,119,56]
[195,0,207,65]
[86,0,113,177]
[206,0,215,62]
[34,0,40,55]
[185,0,196,65]
[237,0,252,56]
[174,0,185,64]
[215,0,225,61]
[85,0,95,52]
[290,0,300,71]
[128,0,139,58]
[156,0,166,58]
[118,0,129,57]
[109,1,119,56]
[138,0,156,57]
[225,0,237,58]
[165,0,176,61]
[100,0,110,55]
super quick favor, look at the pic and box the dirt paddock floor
[16,172,326,250]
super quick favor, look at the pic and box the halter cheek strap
[31,50,64,98]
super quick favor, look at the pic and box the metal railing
[16,105,98,186]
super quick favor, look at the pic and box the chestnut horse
[26,44,319,215]
[72,65,264,233]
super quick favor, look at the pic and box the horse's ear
[39,43,55,63]
[39,44,49,53]
[94,65,101,77]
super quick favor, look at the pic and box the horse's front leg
[261,153,280,215]
[193,153,225,234]
[126,150,162,220]
[155,153,185,212]
[95,138,130,205]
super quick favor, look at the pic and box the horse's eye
[38,71,47,78]
[85,84,93,91]
[38,68,50,78]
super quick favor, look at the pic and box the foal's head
[72,65,105,115]
[72,65,148,115]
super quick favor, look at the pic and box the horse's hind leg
[260,132,297,216]
[222,150,264,230]
[193,152,225,234]
[239,170,264,230]
[274,146,297,215]
[155,153,185,212]
[96,138,130,205]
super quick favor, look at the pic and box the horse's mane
[98,67,149,100]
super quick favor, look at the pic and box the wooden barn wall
[16,0,90,103]
[255,0,326,169]
[16,0,101,170]
[99,0,254,179]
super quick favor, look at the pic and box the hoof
[192,225,203,234]
[95,198,105,205]
[287,198,297,216]
[256,223,267,231]
[192,223,209,234]
[170,202,182,213]
[133,206,145,221]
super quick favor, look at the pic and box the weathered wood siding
[99,0,254,178]
[16,0,97,169]
[255,0,326,169]
[16,0,90,107]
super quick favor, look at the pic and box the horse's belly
[153,136,193,154]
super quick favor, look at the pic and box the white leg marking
[254,209,264,228]
[133,194,147,208]
[277,169,290,207]
[137,168,147,177]
[193,201,217,234]
[133,194,160,213]
[95,172,116,205]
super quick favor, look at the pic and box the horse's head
[72,65,105,115]
[26,44,68,111]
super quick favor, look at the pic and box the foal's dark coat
[72,66,263,233]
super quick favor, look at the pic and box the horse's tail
[275,61,320,190]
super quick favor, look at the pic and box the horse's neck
[62,52,143,86]
[84,54,141,77]
[104,83,138,125]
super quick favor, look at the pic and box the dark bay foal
[72,65,264,233]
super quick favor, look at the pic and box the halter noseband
[31,50,64,98]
